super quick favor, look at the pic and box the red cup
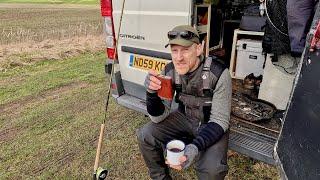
[157,75,173,100]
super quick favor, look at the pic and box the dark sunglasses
[167,30,199,40]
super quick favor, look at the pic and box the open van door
[112,0,193,101]
[275,5,320,180]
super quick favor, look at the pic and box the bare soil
[0,126,22,143]
[0,2,104,71]
[0,35,105,71]
[0,3,99,9]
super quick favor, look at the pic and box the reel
[95,167,108,180]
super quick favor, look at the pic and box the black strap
[174,69,182,103]
[202,56,212,90]
[202,56,213,97]
[209,56,226,90]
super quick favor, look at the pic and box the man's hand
[165,144,199,170]
[144,70,162,93]
[165,155,187,170]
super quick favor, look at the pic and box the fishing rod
[93,0,126,179]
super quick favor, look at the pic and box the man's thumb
[179,155,187,163]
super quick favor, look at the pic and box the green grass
[0,52,102,104]
[0,52,141,179]
[0,52,149,179]
[0,52,279,179]
[0,0,98,5]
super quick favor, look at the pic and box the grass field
[0,3,104,71]
[0,0,98,5]
[0,52,279,179]
[0,4,102,45]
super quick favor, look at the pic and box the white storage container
[258,54,295,110]
[235,39,265,79]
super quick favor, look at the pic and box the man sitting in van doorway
[137,25,232,180]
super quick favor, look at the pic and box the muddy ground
[0,3,105,71]
[0,35,105,71]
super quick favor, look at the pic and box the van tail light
[310,20,320,52]
[100,0,112,16]
[107,47,116,59]
[100,0,117,60]
[111,83,117,90]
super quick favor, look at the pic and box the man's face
[170,43,202,75]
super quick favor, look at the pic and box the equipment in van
[239,3,266,32]
[239,16,266,32]
[235,39,265,79]
[258,54,295,110]
[231,92,276,122]
[242,73,262,91]
[262,0,290,56]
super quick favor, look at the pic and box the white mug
[166,140,185,166]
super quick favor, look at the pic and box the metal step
[114,94,147,115]
[229,126,277,165]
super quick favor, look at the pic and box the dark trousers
[136,111,228,180]
[287,0,317,54]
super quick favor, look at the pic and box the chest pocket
[179,93,212,123]
[173,56,225,123]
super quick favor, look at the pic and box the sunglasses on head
[167,30,199,40]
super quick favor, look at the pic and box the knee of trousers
[196,158,228,175]
[196,133,229,179]
[196,159,228,180]
[136,122,156,145]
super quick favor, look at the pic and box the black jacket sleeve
[191,122,224,151]
[146,91,165,116]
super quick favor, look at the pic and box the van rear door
[275,6,320,180]
[112,0,193,99]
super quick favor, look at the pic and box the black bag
[262,0,290,55]
[240,4,266,32]
[240,16,267,32]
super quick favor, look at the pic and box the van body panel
[122,80,146,100]
[112,0,192,97]
[276,44,320,180]
[276,6,320,179]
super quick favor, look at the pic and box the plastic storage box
[235,39,265,79]
[258,54,295,110]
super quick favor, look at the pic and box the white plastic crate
[235,39,265,79]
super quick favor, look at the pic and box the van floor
[231,79,281,138]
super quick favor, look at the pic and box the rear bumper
[113,94,148,115]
